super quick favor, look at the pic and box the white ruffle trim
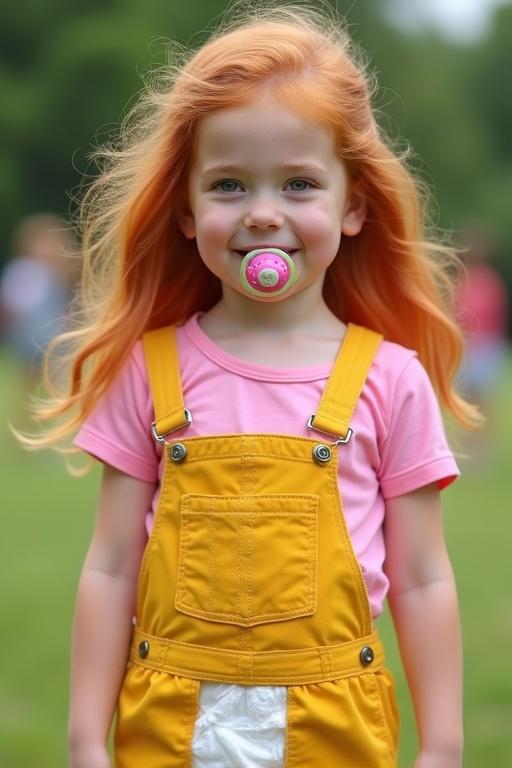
[192,682,287,768]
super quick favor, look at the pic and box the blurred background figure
[0,213,76,421]
[455,229,509,466]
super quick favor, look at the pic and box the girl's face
[180,93,365,303]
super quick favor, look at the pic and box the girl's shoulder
[73,338,159,483]
[367,337,459,496]
[370,336,425,392]
[363,335,442,433]
[112,338,151,402]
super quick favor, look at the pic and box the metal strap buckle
[151,408,192,444]
[307,415,353,445]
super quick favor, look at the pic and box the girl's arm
[68,464,154,768]
[384,483,463,768]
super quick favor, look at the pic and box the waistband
[129,627,385,685]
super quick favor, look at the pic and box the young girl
[24,5,477,767]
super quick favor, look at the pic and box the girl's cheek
[301,210,338,243]
[199,208,235,239]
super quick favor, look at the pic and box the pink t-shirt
[74,312,459,618]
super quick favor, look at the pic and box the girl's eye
[286,179,312,192]
[213,179,243,193]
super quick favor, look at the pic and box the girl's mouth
[235,248,298,257]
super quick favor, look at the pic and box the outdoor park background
[1,1,511,766]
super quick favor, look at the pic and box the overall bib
[114,323,399,767]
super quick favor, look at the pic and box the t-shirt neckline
[183,312,335,382]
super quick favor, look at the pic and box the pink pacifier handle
[240,248,297,296]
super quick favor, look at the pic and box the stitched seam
[239,623,248,682]
[176,497,191,608]
[247,438,255,624]
[148,326,187,430]
[184,677,199,768]
[132,628,383,652]
[317,647,326,677]
[319,332,361,420]
[170,327,184,417]
[314,326,358,421]
[183,453,315,463]
[136,458,174,619]
[316,332,381,438]
[173,606,315,622]
[318,340,355,419]
[320,330,378,420]
[129,656,381,683]
[313,332,349,417]
[380,455,457,484]
[184,510,314,516]
[241,438,247,625]
[208,497,214,613]
[329,456,372,635]
[158,332,171,419]
[161,636,169,669]
[369,673,394,764]
[185,493,318,503]
[307,498,314,610]
[238,438,246,679]
[178,434,321,442]
[247,436,256,660]
[324,645,333,678]
[133,629,380,656]
[154,331,165,418]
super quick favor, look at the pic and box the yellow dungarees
[114,323,399,767]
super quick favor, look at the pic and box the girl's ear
[341,183,367,237]
[177,203,196,240]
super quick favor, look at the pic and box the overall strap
[142,325,190,440]
[310,323,382,441]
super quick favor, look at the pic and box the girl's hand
[69,743,110,768]
[414,750,462,768]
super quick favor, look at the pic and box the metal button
[169,443,187,462]
[360,645,374,666]
[138,640,150,659]
[312,444,332,464]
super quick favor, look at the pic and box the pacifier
[240,248,298,297]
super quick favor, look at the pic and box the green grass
[1,347,511,767]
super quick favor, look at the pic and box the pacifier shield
[240,248,298,296]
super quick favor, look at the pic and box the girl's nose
[243,196,284,229]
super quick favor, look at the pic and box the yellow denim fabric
[114,324,399,767]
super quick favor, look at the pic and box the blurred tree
[0,0,227,255]
[467,4,512,277]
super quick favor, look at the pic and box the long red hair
[18,4,480,458]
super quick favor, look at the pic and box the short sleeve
[378,355,460,498]
[73,341,160,483]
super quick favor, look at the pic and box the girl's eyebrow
[200,162,328,178]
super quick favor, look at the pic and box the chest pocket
[175,494,318,627]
